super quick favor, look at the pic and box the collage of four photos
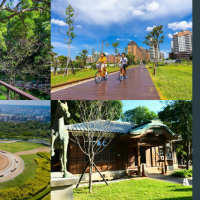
[0,0,196,200]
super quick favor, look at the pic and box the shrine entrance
[135,148,146,166]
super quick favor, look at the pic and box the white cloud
[146,25,156,31]
[83,44,93,49]
[117,38,121,40]
[168,21,192,30]
[168,33,173,38]
[55,1,192,25]
[145,1,159,11]
[134,35,137,37]
[133,10,144,16]
[127,39,132,41]
[105,52,109,55]
[52,0,192,25]
[76,25,82,28]
[51,42,69,48]
[132,1,159,16]
[175,32,178,34]
[51,18,67,26]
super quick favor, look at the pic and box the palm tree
[143,25,165,75]
[112,41,120,67]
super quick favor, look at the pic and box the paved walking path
[14,147,50,156]
[147,173,193,186]
[51,65,160,100]
[73,174,193,188]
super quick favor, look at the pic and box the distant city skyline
[0,100,50,106]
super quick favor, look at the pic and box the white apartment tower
[173,30,192,54]
[150,43,160,62]
[171,41,174,53]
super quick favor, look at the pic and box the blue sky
[122,100,164,114]
[51,0,192,60]
[0,100,50,106]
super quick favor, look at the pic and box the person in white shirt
[118,53,128,73]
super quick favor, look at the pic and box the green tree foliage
[51,47,59,75]
[78,49,88,69]
[58,55,68,70]
[60,4,78,77]
[112,41,120,67]
[143,25,165,72]
[121,106,158,124]
[0,0,50,99]
[158,100,192,169]
[51,100,123,126]
[126,53,136,65]
[124,47,128,54]
[0,121,50,139]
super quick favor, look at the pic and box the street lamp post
[102,40,109,53]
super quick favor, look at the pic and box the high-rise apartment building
[159,52,164,59]
[173,30,192,54]
[127,41,150,62]
[128,41,143,61]
[172,30,192,60]
[149,41,160,62]
[171,41,174,53]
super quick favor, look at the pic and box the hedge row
[28,186,51,200]
[0,154,50,200]
[36,152,50,161]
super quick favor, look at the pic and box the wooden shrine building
[51,119,181,181]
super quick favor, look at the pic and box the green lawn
[0,142,45,153]
[0,154,39,190]
[147,64,192,100]
[51,65,136,86]
[74,179,192,200]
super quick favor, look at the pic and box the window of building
[159,147,172,160]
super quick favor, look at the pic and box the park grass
[51,65,136,86]
[0,154,39,190]
[147,64,192,100]
[0,142,45,153]
[74,179,192,200]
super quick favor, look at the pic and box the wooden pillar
[150,147,153,167]
[163,143,167,173]
[137,142,140,177]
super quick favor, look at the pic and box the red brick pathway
[51,65,160,100]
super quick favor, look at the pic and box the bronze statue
[51,100,70,178]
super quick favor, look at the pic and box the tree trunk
[154,44,157,75]
[89,159,93,193]
[54,67,57,75]
[186,140,190,170]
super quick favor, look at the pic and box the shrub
[172,169,193,178]
[28,187,51,200]
[37,152,50,161]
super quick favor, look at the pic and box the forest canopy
[0,120,50,139]
[0,0,50,99]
